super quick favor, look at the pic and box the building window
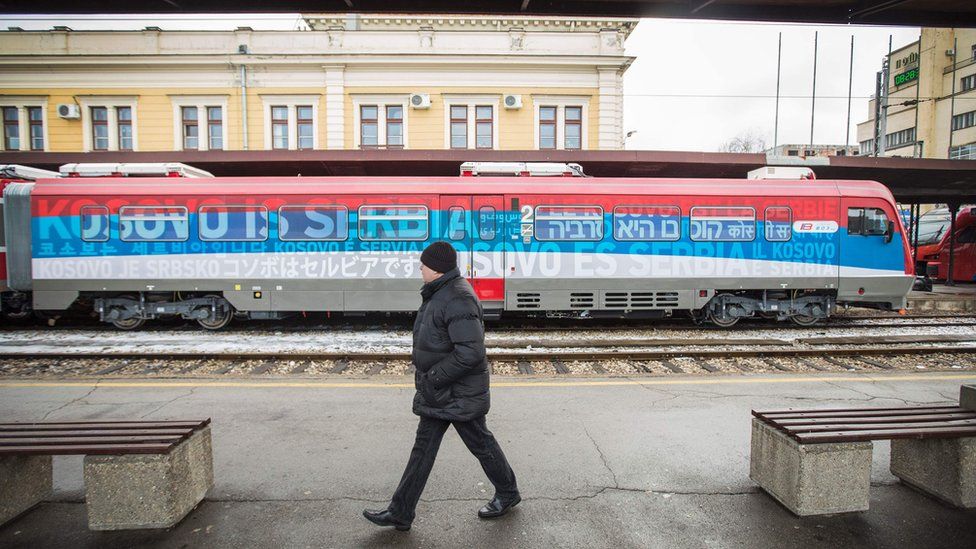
[91,107,109,151]
[272,106,289,149]
[360,105,378,148]
[565,106,582,150]
[787,149,798,156]
[208,107,223,150]
[885,127,915,149]
[950,143,976,160]
[386,106,403,148]
[952,110,976,131]
[181,107,198,150]
[836,150,846,156]
[475,106,493,149]
[859,140,874,155]
[28,107,43,151]
[963,75,976,92]
[804,149,816,156]
[116,107,132,151]
[539,106,557,150]
[450,105,467,149]
[296,106,313,150]
[2,107,18,151]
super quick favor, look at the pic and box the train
[1,162,915,329]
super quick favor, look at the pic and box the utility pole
[809,31,818,147]
[845,35,854,151]
[774,32,782,149]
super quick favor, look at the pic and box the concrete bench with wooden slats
[0,419,214,530]
[750,384,976,516]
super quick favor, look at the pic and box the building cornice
[302,13,638,37]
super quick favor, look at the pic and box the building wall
[857,28,976,159]
[0,15,636,155]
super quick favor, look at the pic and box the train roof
[28,176,897,201]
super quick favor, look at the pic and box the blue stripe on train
[31,212,905,272]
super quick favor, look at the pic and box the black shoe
[363,508,411,531]
[478,494,522,519]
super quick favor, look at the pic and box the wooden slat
[0,443,175,456]
[0,420,209,431]
[794,425,976,444]
[774,412,976,426]
[755,407,963,420]
[0,429,193,438]
[754,405,959,416]
[0,435,187,446]
[787,419,976,433]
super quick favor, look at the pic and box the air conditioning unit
[409,93,431,109]
[57,104,81,119]
[504,94,523,109]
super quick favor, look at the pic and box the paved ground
[1,372,975,548]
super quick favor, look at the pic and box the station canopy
[3,1,976,27]
[3,149,974,204]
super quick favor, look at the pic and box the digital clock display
[894,67,919,87]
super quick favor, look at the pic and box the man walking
[363,241,520,531]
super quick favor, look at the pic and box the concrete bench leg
[84,425,214,530]
[0,455,53,526]
[750,418,873,515]
[890,436,975,508]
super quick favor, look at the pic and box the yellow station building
[0,14,637,155]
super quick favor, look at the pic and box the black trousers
[389,415,519,522]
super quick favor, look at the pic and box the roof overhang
[1,2,974,27]
[2,149,973,204]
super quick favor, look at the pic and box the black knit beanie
[420,241,457,273]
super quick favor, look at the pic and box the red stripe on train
[469,278,505,302]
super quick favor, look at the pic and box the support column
[84,426,214,530]
[597,67,623,150]
[750,419,873,515]
[323,65,346,150]
[0,455,52,526]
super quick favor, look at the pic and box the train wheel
[112,316,146,330]
[707,309,740,328]
[197,296,234,330]
[789,314,821,327]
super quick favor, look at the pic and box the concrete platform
[1,373,975,548]
[908,283,976,313]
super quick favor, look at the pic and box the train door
[439,195,505,311]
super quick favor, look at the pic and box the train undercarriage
[1,288,851,330]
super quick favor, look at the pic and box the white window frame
[170,95,229,152]
[531,95,590,151]
[0,96,49,152]
[351,95,410,149]
[260,94,321,151]
[442,95,500,150]
[77,96,139,152]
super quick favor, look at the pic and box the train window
[119,206,188,242]
[612,205,680,241]
[848,207,888,236]
[690,206,756,242]
[278,205,348,241]
[358,205,429,241]
[80,205,110,242]
[534,205,603,241]
[764,206,792,242]
[198,205,269,242]
[447,206,466,240]
[478,206,496,240]
[957,225,976,244]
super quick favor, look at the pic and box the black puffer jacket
[411,267,490,422]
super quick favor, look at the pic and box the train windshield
[913,213,950,245]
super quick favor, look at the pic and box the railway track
[2,338,975,378]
